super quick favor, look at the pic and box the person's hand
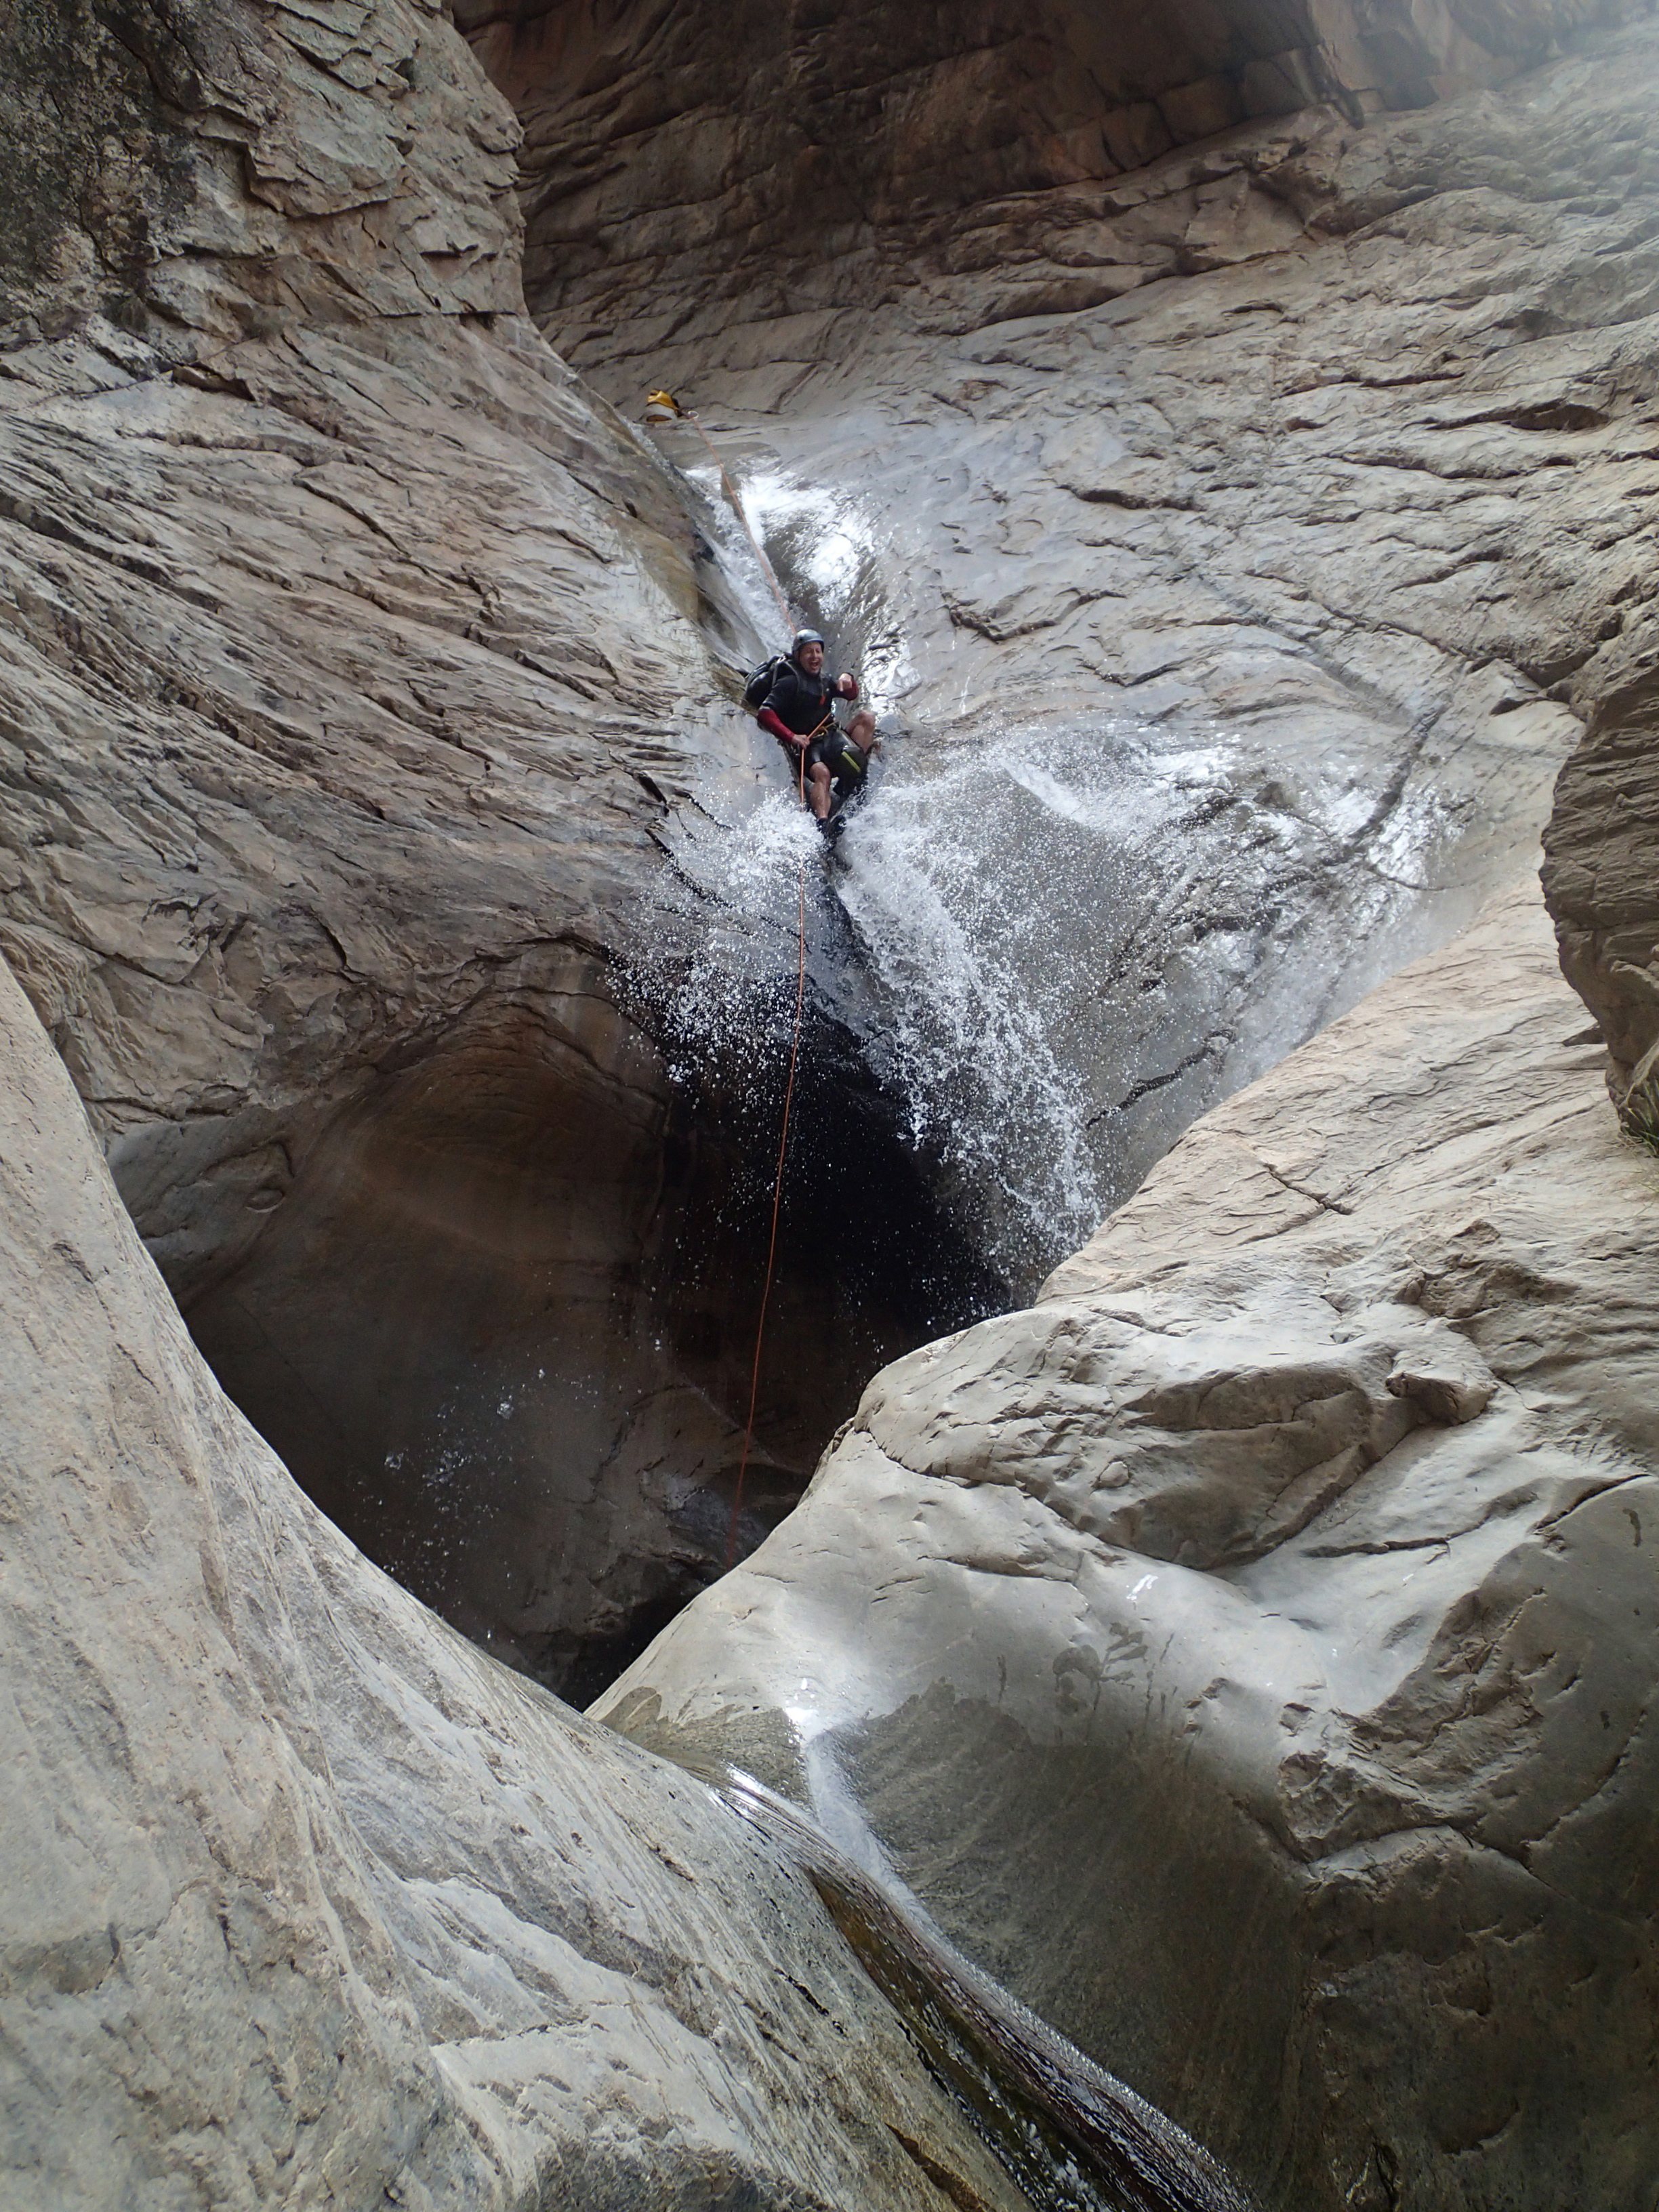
[836,674,859,700]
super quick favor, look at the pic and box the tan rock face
[462,0,1627,367]
[0,0,1042,1694]
[3,0,524,344]
[568,21,1659,1261]
[1542,712,1659,1125]
[3,2,1658,2204]
[3,0,954,1683]
[601,877,1659,2212]
[0,946,1027,2212]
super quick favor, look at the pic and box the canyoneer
[751,630,880,827]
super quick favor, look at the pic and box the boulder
[0,941,1026,2212]
[599,876,1659,2212]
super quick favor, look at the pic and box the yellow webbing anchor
[640,384,793,634]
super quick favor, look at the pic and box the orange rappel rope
[644,392,812,1572]
[726,746,811,1568]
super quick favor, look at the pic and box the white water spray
[641,455,1471,1300]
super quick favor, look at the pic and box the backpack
[743,654,790,711]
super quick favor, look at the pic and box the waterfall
[647,451,1479,1301]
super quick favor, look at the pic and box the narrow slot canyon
[5,0,1659,2207]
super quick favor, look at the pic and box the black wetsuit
[760,661,838,740]
[762,662,869,801]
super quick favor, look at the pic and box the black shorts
[804,731,869,799]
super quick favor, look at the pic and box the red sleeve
[758,708,798,744]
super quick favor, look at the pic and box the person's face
[798,640,825,676]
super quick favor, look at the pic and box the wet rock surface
[0,944,1028,2212]
[6,3,1659,2205]
[494,14,1659,1219]
[186,971,1001,1699]
[1,0,968,1685]
[1542,705,1659,1130]
[600,874,1659,2211]
[9,0,1659,1685]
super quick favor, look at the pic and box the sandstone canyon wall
[0,949,1024,2211]
[8,0,1654,1699]
[479,0,1659,1229]
[462,3,1659,2206]
[0,0,975,1696]
[3,1,1659,2209]
[1542,629,1659,1139]
[466,0,1637,361]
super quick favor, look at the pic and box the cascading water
[828,705,1469,1288]
[638,736,1112,1292]
[699,1749,1258,2212]
[645,447,1481,1300]
[613,443,1475,2212]
[831,722,1143,1283]
[637,454,1115,1298]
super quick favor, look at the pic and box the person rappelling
[640,394,882,831]
[750,630,880,827]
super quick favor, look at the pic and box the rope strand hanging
[644,387,810,1576]
[726,743,810,1568]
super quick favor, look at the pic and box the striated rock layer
[466,0,1637,361]
[9,0,1659,1694]
[0,0,981,1685]
[486,9,1659,1213]
[0,942,1027,2212]
[2,4,1657,2207]
[601,873,1659,2212]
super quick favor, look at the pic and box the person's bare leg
[848,709,878,751]
[808,762,834,819]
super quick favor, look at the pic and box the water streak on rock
[710,1763,1258,2212]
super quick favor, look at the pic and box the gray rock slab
[598,876,1659,2212]
[0,945,1027,2212]
[520,22,1659,1236]
[0,0,822,1681]
[0,0,743,1308]
[472,0,1635,373]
